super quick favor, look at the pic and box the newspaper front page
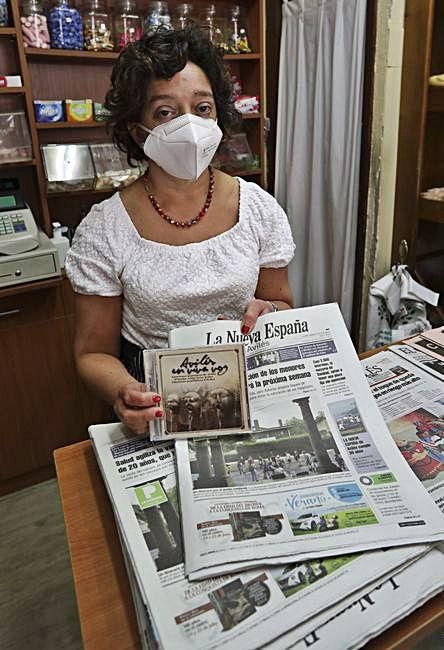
[90,422,426,650]
[362,350,444,513]
[169,305,444,579]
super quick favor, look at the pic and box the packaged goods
[0,75,23,87]
[20,0,50,48]
[90,142,141,189]
[34,99,65,122]
[93,102,111,121]
[234,95,260,114]
[65,99,93,123]
[0,112,32,163]
[47,0,83,50]
[144,1,172,34]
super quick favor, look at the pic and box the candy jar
[114,0,142,50]
[228,4,251,53]
[20,0,50,48]
[199,3,226,49]
[47,0,84,50]
[174,3,193,30]
[82,0,113,51]
[0,0,9,27]
[144,1,171,34]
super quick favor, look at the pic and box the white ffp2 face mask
[138,113,223,181]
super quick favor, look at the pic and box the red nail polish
[152,394,161,403]
[241,325,250,335]
[155,410,163,418]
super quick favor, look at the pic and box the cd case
[143,344,251,441]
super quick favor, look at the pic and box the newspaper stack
[90,306,444,649]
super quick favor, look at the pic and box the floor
[0,479,442,650]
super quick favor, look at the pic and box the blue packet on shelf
[34,100,65,123]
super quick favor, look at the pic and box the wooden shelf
[224,53,261,61]
[418,196,444,224]
[230,168,262,177]
[427,85,444,112]
[47,187,114,198]
[0,158,36,168]
[241,112,261,120]
[36,121,106,129]
[25,48,118,62]
[24,48,261,63]
[0,27,16,37]
[0,86,25,94]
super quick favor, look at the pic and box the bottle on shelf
[47,0,84,50]
[20,0,50,48]
[82,0,114,51]
[113,0,142,50]
[227,4,251,53]
[144,1,172,35]
[51,221,70,268]
[199,3,227,50]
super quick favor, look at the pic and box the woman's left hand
[241,299,276,334]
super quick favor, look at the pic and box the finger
[123,405,164,434]
[241,300,265,334]
[122,386,162,408]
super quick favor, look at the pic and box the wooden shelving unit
[393,0,444,312]
[1,0,266,236]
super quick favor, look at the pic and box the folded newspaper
[168,304,444,579]
[361,349,444,512]
[90,422,433,650]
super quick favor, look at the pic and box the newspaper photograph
[390,340,444,382]
[143,344,251,441]
[362,350,444,512]
[170,304,444,580]
[90,422,426,650]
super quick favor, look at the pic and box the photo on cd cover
[146,344,251,440]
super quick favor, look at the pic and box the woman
[66,27,295,435]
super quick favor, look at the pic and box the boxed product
[89,142,142,189]
[34,99,64,123]
[93,102,111,122]
[0,75,23,88]
[0,111,32,163]
[41,143,95,192]
[234,95,260,114]
[65,99,93,123]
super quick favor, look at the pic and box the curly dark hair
[105,27,240,166]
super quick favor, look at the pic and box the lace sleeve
[65,201,123,296]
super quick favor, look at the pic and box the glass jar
[174,3,193,30]
[114,0,142,50]
[0,0,9,27]
[47,0,83,50]
[144,1,171,35]
[199,3,226,49]
[20,0,50,48]
[82,0,113,51]
[228,4,251,53]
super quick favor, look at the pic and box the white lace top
[65,178,295,349]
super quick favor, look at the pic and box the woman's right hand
[113,382,163,435]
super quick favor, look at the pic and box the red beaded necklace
[143,167,215,228]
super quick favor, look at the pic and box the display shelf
[0,86,25,94]
[36,121,107,129]
[0,27,16,37]
[230,168,262,177]
[224,53,261,61]
[418,196,444,224]
[46,187,114,198]
[25,47,119,62]
[240,112,260,120]
[0,158,36,168]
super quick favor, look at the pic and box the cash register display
[0,195,16,209]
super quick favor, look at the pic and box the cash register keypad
[0,214,27,237]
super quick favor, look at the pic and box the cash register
[0,178,60,288]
